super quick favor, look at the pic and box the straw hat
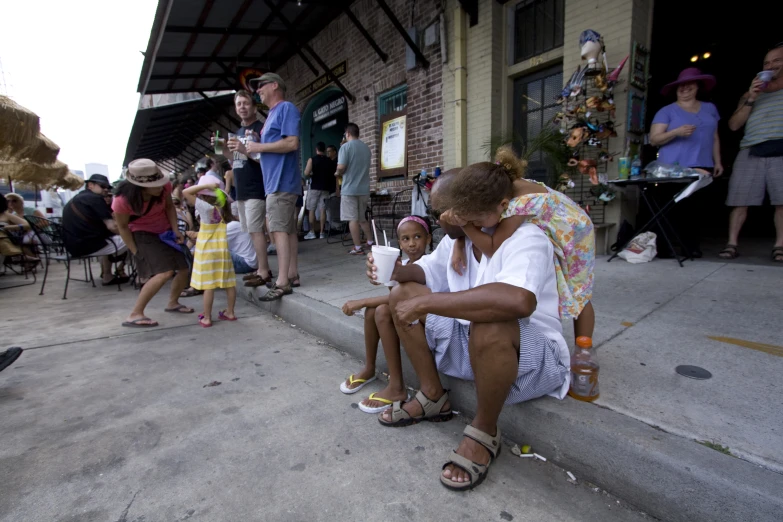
[661,68,716,96]
[125,158,168,187]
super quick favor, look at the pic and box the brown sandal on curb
[245,272,273,287]
[378,390,453,427]
[440,425,502,491]
[718,245,739,260]
[258,283,292,302]
[772,247,783,263]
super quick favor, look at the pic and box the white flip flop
[339,374,377,394]
[358,392,410,414]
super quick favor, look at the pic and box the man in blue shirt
[246,72,302,301]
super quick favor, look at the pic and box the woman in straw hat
[650,67,723,258]
[112,159,193,327]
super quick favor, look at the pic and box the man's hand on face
[440,209,467,227]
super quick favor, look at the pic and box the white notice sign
[380,115,406,171]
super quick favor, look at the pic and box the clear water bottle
[630,156,642,178]
[568,336,600,402]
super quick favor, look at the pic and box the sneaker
[304,231,317,240]
[267,244,277,255]
[319,233,328,239]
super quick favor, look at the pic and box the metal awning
[137,0,431,99]
[123,94,237,172]
[128,0,435,169]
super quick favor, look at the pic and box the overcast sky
[1,0,159,181]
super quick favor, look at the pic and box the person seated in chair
[62,174,129,285]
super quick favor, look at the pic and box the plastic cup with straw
[371,220,399,285]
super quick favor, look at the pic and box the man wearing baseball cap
[238,72,302,301]
[62,173,129,286]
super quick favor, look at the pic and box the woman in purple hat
[650,67,723,257]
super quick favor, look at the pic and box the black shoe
[0,347,23,373]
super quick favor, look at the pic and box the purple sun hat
[661,68,716,96]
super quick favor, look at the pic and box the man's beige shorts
[266,192,299,234]
[236,199,266,234]
[340,194,369,222]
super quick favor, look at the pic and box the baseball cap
[249,72,286,92]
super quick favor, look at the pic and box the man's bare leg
[319,207,326,235]
[360,221,372,244]
[380,282,450,422]
[99,256,113,284]
[774,206,783,259]
[250,231,270,277]
[272,231,290,287]
[727,207,747,247]
[308,209,317,238]
[442,320,519,484]
[349,220,362,249]
[287,232,299,281]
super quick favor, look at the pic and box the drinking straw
[383,230,388,247]
[371,219,379,246]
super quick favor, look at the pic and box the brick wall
[277,0,443,193]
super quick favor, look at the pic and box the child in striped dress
[182,180,236,328]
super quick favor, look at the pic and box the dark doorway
[513,65,563,183]
[301,87,349,176]
[647,1,779,244]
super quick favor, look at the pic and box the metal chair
[0,227,37,289]
[25,216,123,299]
[325,196,352,245]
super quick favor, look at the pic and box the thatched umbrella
[59,172,84,191]
[0,132,60,165]
[0,159,69,188]
[0,95,41,149]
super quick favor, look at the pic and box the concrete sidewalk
[238,237,783,522]
[0,265,647,521]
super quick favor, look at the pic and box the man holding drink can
[722,43,783,262]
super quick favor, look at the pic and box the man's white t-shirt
[226,221,257,268]
[475,223,570,397]
[415,235,479,302]
[416,226,569,398]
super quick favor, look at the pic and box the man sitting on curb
[365,169,570,491]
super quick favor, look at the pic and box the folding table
[606,174,713,267]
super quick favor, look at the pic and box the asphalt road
[0,298,651,521]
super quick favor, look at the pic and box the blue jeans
[231,252,257,274]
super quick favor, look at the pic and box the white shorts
[88,236,128,257]
[424,315,568,404]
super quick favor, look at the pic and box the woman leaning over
[112,159,194,327]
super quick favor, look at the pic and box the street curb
[239,279,783,522]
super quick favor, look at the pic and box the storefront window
[513,0,564,63]
[512,65,563,182]
[378,85,408,120]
